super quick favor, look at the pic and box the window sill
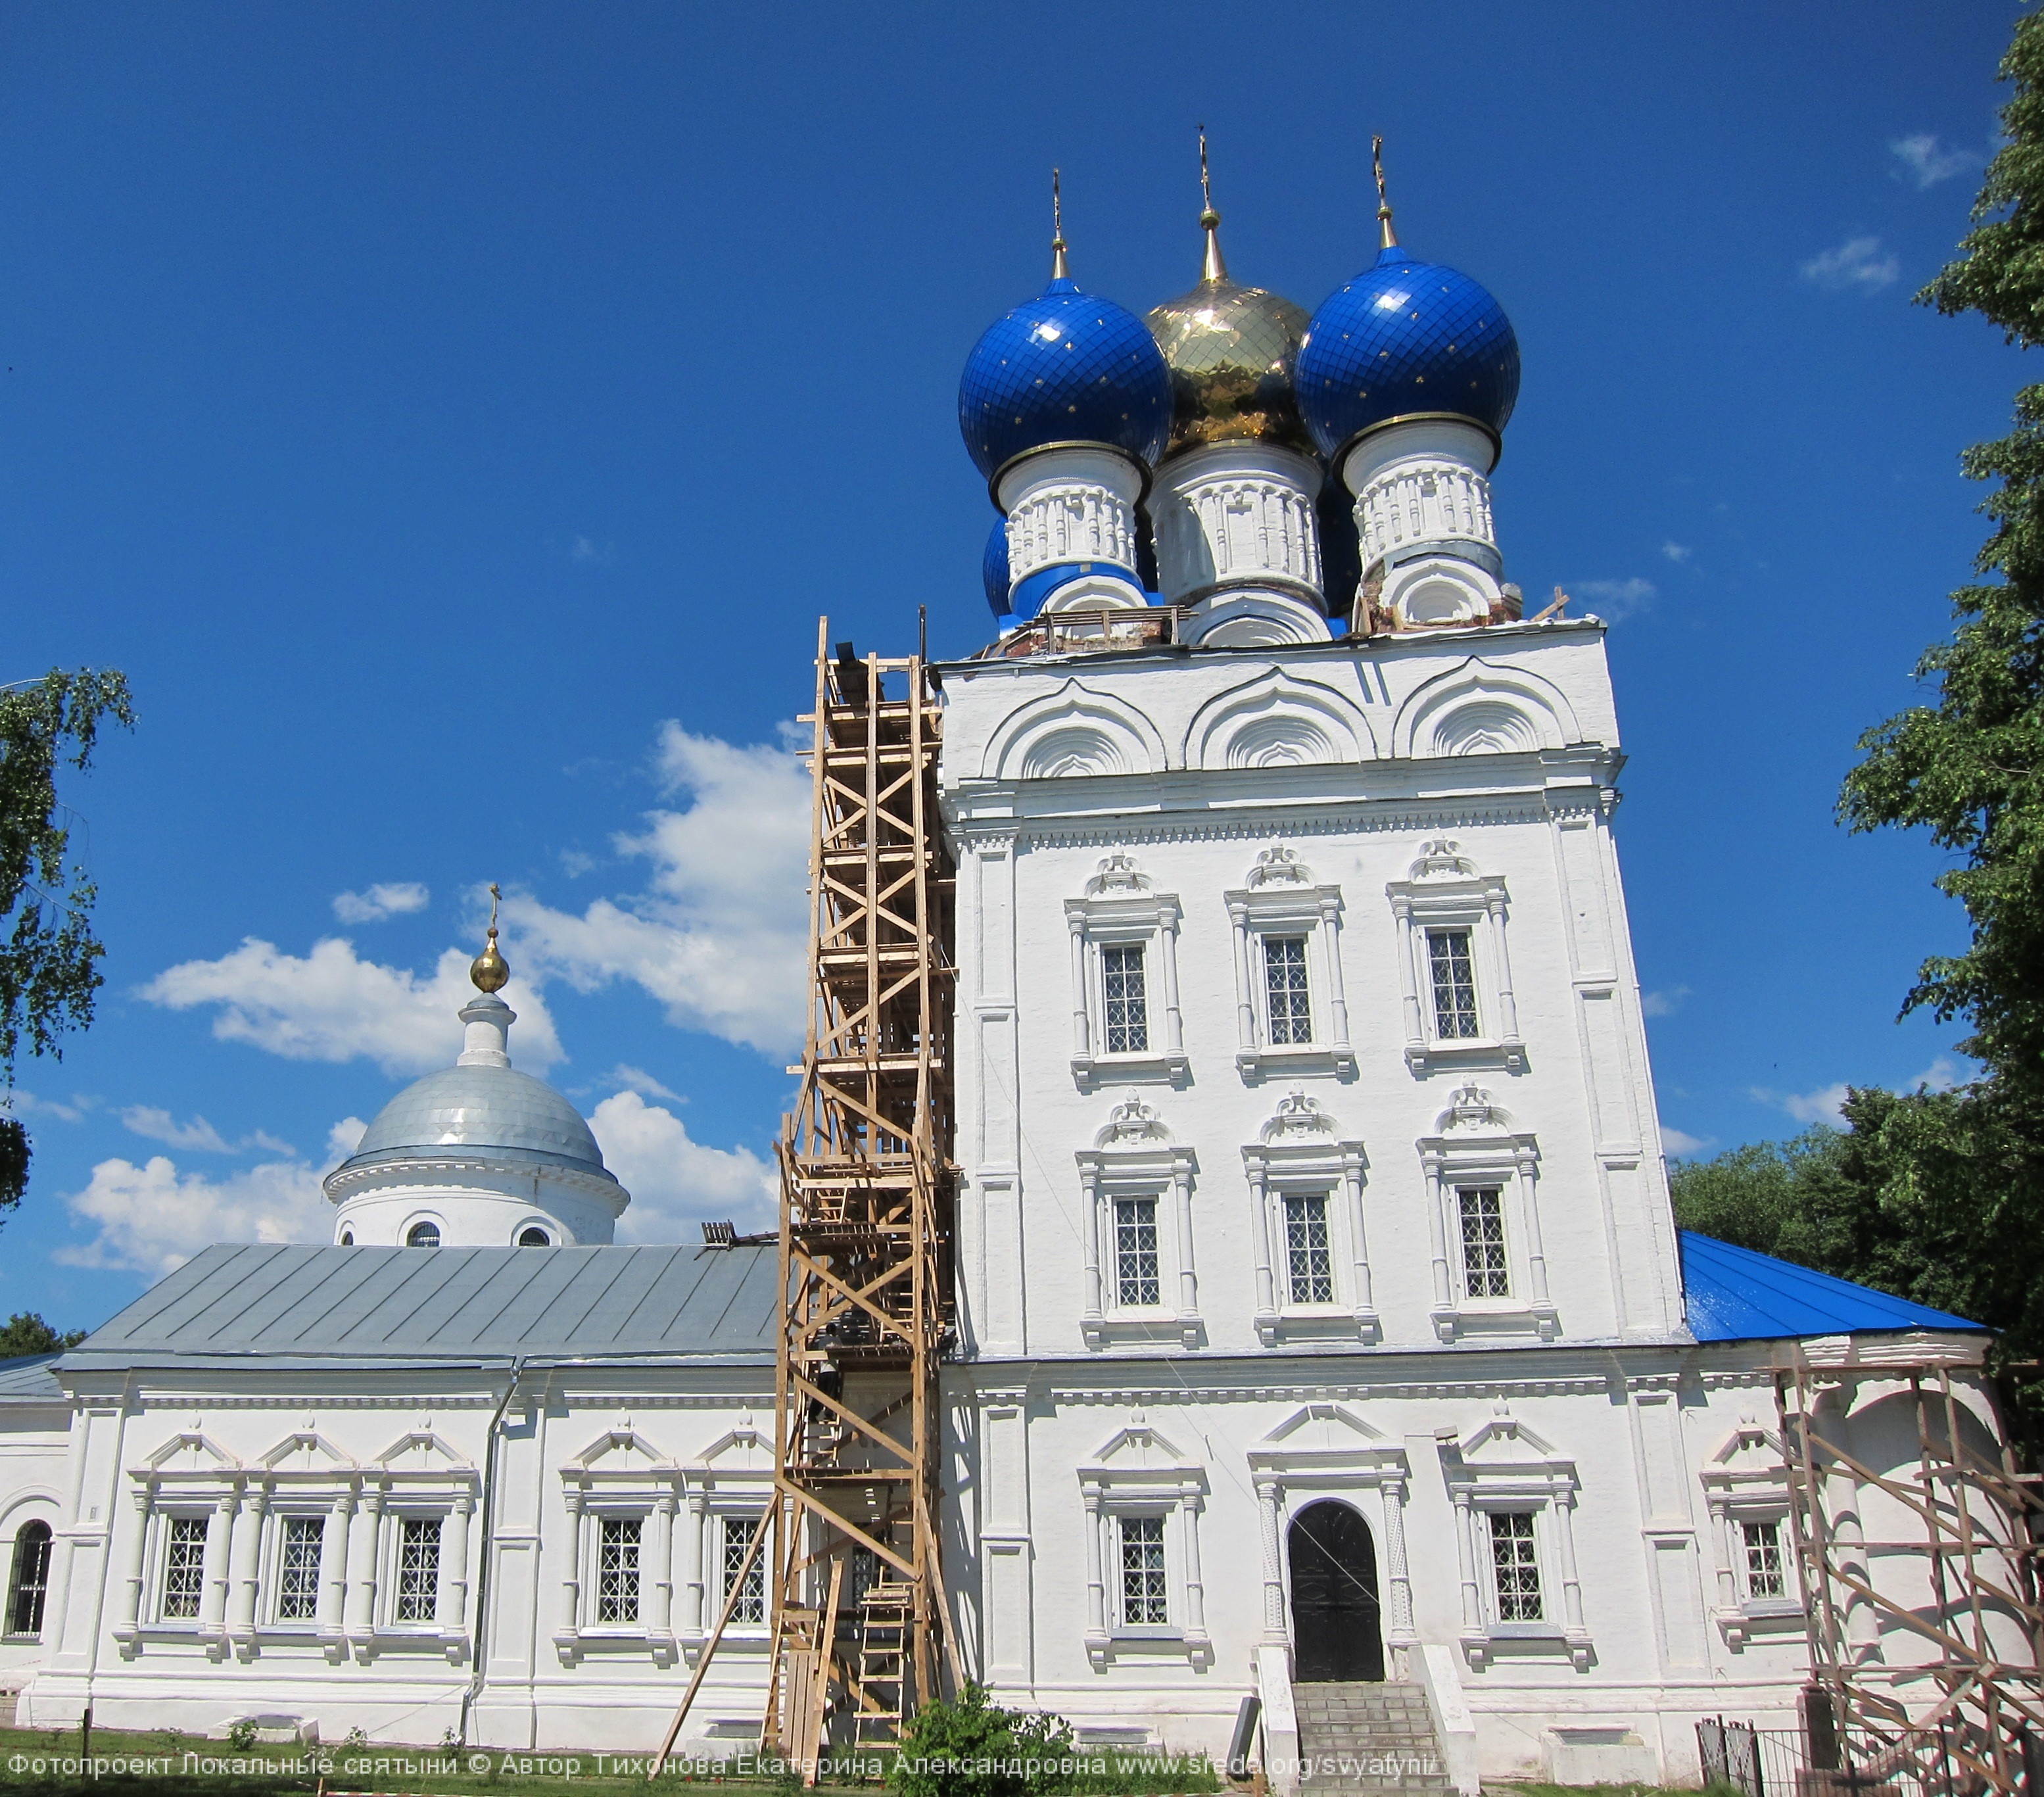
[1085,1626,1212,1670]
[1461,1622,1592,1671]
[1082,1311,1204,1351]
[1236,1042,1355,1081]
[1430,1299,1559,1343]
[1073,1049,1189,1090]
[1405,1035,1527,1076]
[1713,1600,1806,1649]
[1255,1306,1380,1348]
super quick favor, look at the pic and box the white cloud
[1661,541,1692,563]
[1757,1081,1853,1126]
[1905,1056,1964,1093]
[504,723,812,1058]
[327,1117,368,1166]
[1641,986,1691,1018]
[558,849,596,878]
[590,1091,777,1241]
[120,1107,235,1154]
[570,535,613,565]
[140,938,563,1076]
[7,1089,97,1124]
[1801,236,1900,292]
[58,1151,335,1275]
[1573,577,1657,621]
[332,882,431,924]
[1890,133,1982,190]
[604,1063,684,1103]
[1662,1126,1711,1158]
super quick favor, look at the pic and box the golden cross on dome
[471,882,510,994]
[1372,133,1399,250]
[1198,124,1227,283]
[1051,166,1069,281]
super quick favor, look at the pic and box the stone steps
[1293,1681,1452,1793]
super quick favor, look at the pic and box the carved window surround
[1417,1086,1558,1343]
[1065,853,1188,1088]
[1225,845,1354,1078]
[678,1427,773,1663]
[1699,1420,1803,1648]
[1241,1093,1377,1347]
[1437,1414,1591,1672]
[553,1429,686,1665]
[1386,840,1525,1074]
[1076,1421,1211,1671]
[1076,1098,1201,1351]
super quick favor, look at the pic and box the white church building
[0,173,2007,1788]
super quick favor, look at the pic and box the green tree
[0,667,134,1222]
[0,1310,87,1356]
[1840,9,2044,1103]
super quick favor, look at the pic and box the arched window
[338,1230,354,1246]
[517,1227,551,1247]
[406,1222,440,1249]
[6,1519,53,1640]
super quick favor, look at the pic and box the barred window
[395,1516,440,1623]
[1458,1186,1509,1298]
[161,1516,207,1620]
[1488,1510,1542,1622]
[6,1520,53,1639]
[1427,928,1480,1039]
[1283,1193,1335,1305]
[1101,944,1149,1054]
[1742,1520,1785,1599]
[597,1516,640,1623]
[1118,1516,1168,1627]
[1263,936,1312,1045]
[724,1516,765,1625]
[1112,1196,1161,1308]
[275,1516,323,1622]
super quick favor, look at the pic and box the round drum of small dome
[1295,245,1520,463]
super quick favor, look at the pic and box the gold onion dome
[1145,163,1312,458]
[470,883,510,993]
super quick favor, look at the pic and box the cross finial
[1372,133,1398,250]
[1197,125,1227,283]
[487,881,501,933]
[1050,166,1070,281]
[470,882,510,993]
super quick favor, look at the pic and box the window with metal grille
[1742,1520,1785,1598]
[1458,1186,1509,1297]
[724,1516,765,1624]
[1283,1193,1335,1304]
[160,1516,206,1620]
[1262,936,1312,1044]
[1101,944,1149,1053]
[5,1520,52,1639]
[275,1516,322,1622]
[597,1516,640,1623]
[1112,1195,1161,1307]
[1119,1516,1168,1627]
[394,1516,440,1623]
[1488,1510,1542,1621]
[1427,928,1480,1038]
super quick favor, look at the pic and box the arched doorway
[1287,1500,1383,1681]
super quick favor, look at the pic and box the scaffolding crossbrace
[1776,1358,2044,1792]
[652,623,957,1785]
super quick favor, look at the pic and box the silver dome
[337,1063,617,1184]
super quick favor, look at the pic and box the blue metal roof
[63,1243,779,1369]
[1678,1230,1984,1344]
[0,1352,64,1404]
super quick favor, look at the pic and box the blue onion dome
[959,266,1174,487]
[1296,241,1521,464]
[1146,214,1312,458]
[983,518,1012,615]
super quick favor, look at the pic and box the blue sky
[0,1,2020,1329]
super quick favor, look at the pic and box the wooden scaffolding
[653,625,956,1784]
[1776,1358,2044,1791]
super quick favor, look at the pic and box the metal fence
[1700,1714,2044,1796]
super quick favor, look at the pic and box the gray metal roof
[334,1063,617,1185]
[63,1243,778,1370]
[0,1353,64,1404]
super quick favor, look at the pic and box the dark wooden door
[1287,1500,1383,1682]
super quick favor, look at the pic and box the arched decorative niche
[981,679,1168,782]
[1183,668,1375,773]
[1392,657,1581,761]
